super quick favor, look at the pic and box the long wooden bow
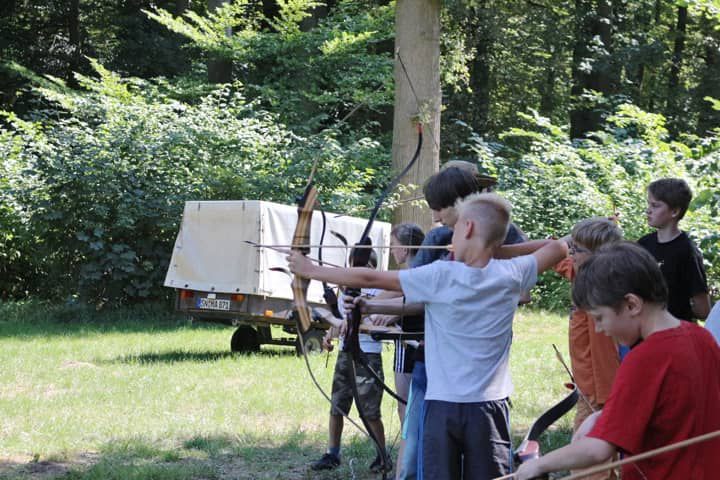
[290,182,371,437]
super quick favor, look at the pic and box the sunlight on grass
[0,301,575,479]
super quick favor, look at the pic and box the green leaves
[464,103,720,308]
[0,59,390,304]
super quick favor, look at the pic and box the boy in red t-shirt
[515,242,720,480]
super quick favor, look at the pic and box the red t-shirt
[588,322,720,479]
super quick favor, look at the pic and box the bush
[1,63,389,305]
[466,106,719,310]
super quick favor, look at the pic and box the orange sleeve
[554,256,575,281]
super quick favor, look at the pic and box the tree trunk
[468,1,492,134]
[207,0,233,83]
[176,0,190,16]
[300,0,337,31]
[538,11,561,118]
[391,0,441,233]
[570,0,616,139]
[666,5,688,132]
[696,10,720,135]
[67,0,81,88]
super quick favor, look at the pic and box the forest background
[1,0,719,310]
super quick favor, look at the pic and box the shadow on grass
[0,301,210,339]
[0,427,574,480]
[107,348,296,365]
[0,432,386,480]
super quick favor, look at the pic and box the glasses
[568,242,591,255]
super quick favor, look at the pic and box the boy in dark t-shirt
[637,178,710,321]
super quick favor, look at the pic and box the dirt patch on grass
[0,453,99,479]
[60,360,98,369]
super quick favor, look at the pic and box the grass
[0,301,574,479]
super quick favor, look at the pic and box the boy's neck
[655,222,682,243]
[641,305,681,339]
[462,246,494,268]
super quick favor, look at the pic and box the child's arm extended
[515,436,615,480]
[532,239,569,274]
[494,239,554,259]
[287,251,402,292]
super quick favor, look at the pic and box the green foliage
[149,0,396,136]
[688,98,720,295]
[465,105,719,309]
[1,62,389,304]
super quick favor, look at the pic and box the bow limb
[291,183,318,334]
[340,120,424,477]
[290,183,372,436]
[343,123,424,404]
[514,383,579,463]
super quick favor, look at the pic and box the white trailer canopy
[164,200,391,304]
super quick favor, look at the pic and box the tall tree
[392,0,441,232]
[696,7,720,135]
[176,0,190,15]
[207,0,232,83]
[67,0,82,88]
[666,3,688,133]
[570,0,618,139]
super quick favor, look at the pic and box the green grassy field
[0,301,573,479]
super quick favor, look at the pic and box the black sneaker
[311,452,341,471]
[369,452,393,473]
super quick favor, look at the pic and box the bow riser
[291,184,318,334]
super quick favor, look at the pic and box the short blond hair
[455,192,511,246]
[571,217,622,252]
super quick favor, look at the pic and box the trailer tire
[295,329,324,356]
[231,326,261,353]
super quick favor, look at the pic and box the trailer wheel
[295,329,324,355]
[230,326,261,353]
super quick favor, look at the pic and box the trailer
[164,200,390,353]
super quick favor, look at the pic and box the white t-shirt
[399,255,537,403]
[705,302,720,346]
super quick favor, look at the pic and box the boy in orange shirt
[555,218,621,479]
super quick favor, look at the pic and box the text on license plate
[197,298,231,311]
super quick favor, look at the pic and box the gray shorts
[423,398,512,479]
[330,351,384,420]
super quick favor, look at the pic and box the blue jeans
[398,361,427,480]
[618,344,631,361]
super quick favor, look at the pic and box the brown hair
[571,217,622,252]
[572,242,668,311]
[390,223,425,256]
[648,178,693,220]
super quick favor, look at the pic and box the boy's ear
[624,293,643,316]
[464,219,474,238]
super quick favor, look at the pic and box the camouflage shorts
[330,351,384,420]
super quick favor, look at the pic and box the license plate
[197,298,231,311]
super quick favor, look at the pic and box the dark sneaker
[311,452,340,471]
[369,452,393,474]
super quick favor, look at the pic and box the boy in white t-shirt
[289,193,567,479]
